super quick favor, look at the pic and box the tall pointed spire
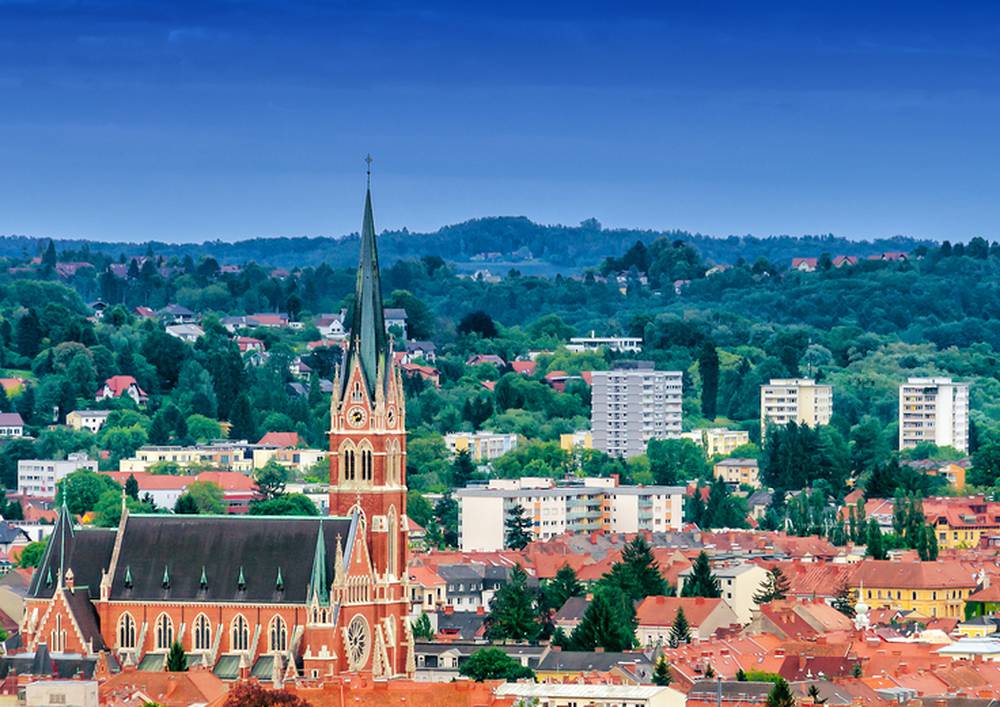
[343,156,387,397]
[308,522,329,605]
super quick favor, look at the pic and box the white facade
[455,477,684,551]
[677,562,769,625]
[66,409,111,434]
[591,364,683,458]
[443,431,518,462]
[17,454,99,499]
[760,378,833,438]
[495,682,685,707]
[566,332,643,353]
[680,428,751,458]
[899,377,970,453]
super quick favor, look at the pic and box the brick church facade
[19,180,415,681]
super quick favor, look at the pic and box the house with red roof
[791,257,818,272]
[258,432,300,448]
[635,595,740,645]
[96,375,147,406]
[466,354,505,368]
[511,360,537,376]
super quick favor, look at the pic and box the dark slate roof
[109,514,355,603]
[0,645,98,679]
[435,611,485,640]
[64,587,106,652]
[29,513,116,600]
[0,523,28,545]
[437,564,484,582]
[554,596,591,621]
[536,650,652,673]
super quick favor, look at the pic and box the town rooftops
[536,650,651,673]
[496,683,671,700]
[689,681,774,701]
[853,559,977,589]
[635,595,724,627]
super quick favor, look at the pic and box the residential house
[408,565,447,612]
[164,323,204,342]
[466,354,506,368]
[678,562,769,625]
[534,650,654,684]
[680,428,751,458]
[559,430,593,452]
[157,304,196,323]
[404,340,437,363]
[400,362,441,388]
[0,413,25,437]
[566,332,643,354]
[315,312,348,340]
[96,375,147,406]
[791,257,818,272]
[634,595,740,645]
[687,681,772,707]
[384,307,408,338]
[444,431,518,462]
[553,596,590,635]
[713,458,760,488]
[258,432,299,448]
[65,410,111,434]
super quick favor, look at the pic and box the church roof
[108,514,355,603]
[28,507,116,600]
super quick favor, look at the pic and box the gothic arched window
[231,614,249,652]
[118,613,136,650]
[154,613,173,650]
[269,615,287,653]
[193,613,212,652]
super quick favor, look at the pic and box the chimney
[444,606,454,615]
[476,606,485,615]
[595,647,605,653]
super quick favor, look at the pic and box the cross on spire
[365,153,373,186]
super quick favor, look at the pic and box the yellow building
[852,560,978,619]
[681,428,750,458]
[713,458,760,488]
[444,431,518,461]
[560,430,593,452]
[119,444,255,473]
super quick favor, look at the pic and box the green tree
[653,656,673,686]
[831,579,855,618]
[181,480,225,514]
[228,393,257,441]
[753,566,791,605]
[618,535,667,598]
[544,564,584,612]
[254,460,288,500]
[248,494,318,516]
[174,494,199,514]
[18,539,48,568]
[699,342,720,420]
[647,438,707,485]
[766,678,795,707]
[186,414,222,443]
[56,469,120,515]
[166,640,187,672]
[93,490,155,527]
[486,565,540,642]
[451,449,476,488]
[504,503,533,550]
[866,518,886,560]
[411,613,434,640]
[668,607,691,647]
[681,551,720,598]
[458,648,534,682]
[569,587,635,652]
[125,474,140,501]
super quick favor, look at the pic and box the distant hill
[0,217,936,272]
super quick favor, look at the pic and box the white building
[495,683,685,707]
[17,453,99,499]
[760,378,832,438]
[680,428,751,458]
[165,323,205,342]
[591,363,683,457]
[65,409,111,434]
[566,331,643,354]
[455,477,684,551]
[0,412,24,437]
[443,431,518,462]
[677,562,769,625]
[899,377,970,453]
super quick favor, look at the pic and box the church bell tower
[328,160,408,583]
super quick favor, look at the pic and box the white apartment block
[17,453,99,499]
[899,377,970,453]
[591,363,683,458]
[566,331,643,354]
[455,476,684,551]
[760,378,833,438]
[444,431,518,462]
[680,428,751,458]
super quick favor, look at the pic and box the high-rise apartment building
[899,377,970,453]
[759,378,833,438]
[591,362,683,458]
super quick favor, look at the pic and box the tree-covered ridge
[0,216,936,270]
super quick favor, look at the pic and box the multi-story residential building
[251,446,327,475]
[566,332,643,354]
[65,409,111,434]
[17,454,99,499]
[559,430,593,452]
[118,443,256,473]
[851,559,978,619]
[680,428,751,458]
[713,458,760,488]
[455,477,684,551]
[591,362,683,458]
[443,431,518,462]
[899,377,970,453]
[677,562,769,625]
[760,378,832,438]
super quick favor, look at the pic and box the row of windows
[118,612,287,653]
[339,441,402,484]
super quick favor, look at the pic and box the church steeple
[343,156,387,399]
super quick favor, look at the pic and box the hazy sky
[2,1,999,242]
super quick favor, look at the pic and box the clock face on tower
[347,407,367,428]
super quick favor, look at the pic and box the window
[361,446,373,481]
[50,614,65,653]
[155,613,174,650]
[231,614,250,652]
[269,615,287,653]
[118,613,137,650]
[387,506,399,577]
[340,442,356,482]
[193,614,212,652]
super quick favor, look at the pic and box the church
[19,179,414,681]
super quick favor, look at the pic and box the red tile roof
[258,431,300,448]
[635,595,725,628]
[102,375,146,398]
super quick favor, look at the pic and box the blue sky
[1,1,999,242]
